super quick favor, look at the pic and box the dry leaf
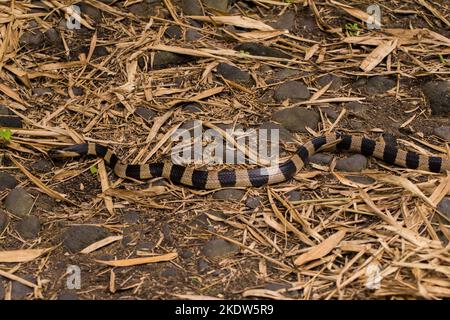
[95,252,177,266]
[0,248,52,263]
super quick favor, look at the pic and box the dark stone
[4,188,34,217]
[19,30,45,48]
[286,190,302,202]
[322,108,339,120]
[162,223,173,244]
[423,81,450,116]
[11,275,34,300]
[0,115,22,128]
[216,63,251,83]
[270,11,295,31]
[310,153,333,165]
[235,43,290,59]
[213,189,246,201]
[202,239,239,258]
[0,172,18,191]
[62,225,110,253]
[44,28,62,47]
[365,76,395,94]
[151,51,195,69]
[181,0,202,15]
[0,105,13,116]
[345,101,369,119]
[134,107,156,122]
[259,121,295,144]
[437,198,450,219]
[16,215,40,239]
[345,175,375,185]
[35,194,57,212]
[273,80,310,102]
[269,69,299,82]
[32,87,53,96]
[335,155,367,172]
[317,74,343,91]
[123,211,140,224]
[58,290,79,300]
[434,126,450,140]
[196,259,209,273]
[31,159,52,173]
[80,2,102,23]
[0,209,8,234]
[182,103,203,113]
[93,46,109,58]
[204,0,228,11]
[165,26,182,39]
[186,29,201,41]
[245,196,261,209]
[272,107,319,133]
[161,267,179,278]
[382,133,397,145]
[72,87,84,96]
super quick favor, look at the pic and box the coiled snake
[49,133,449,189]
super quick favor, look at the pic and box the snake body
[49,133,449,189]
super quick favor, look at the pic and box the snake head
[47,144,88,158]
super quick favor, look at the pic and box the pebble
[0,114,22,128]
[286,190,302,202]
[0,209,8,233]
[345,175,375,185]
[79,2,102,23]
[434,126,450,140]
[180,250,193,259]
[259,121,295,144]
[35,194,57,212]
[202,239,239,258]
[161,267,179,278]
[165,25,182,39]
[422,81,450,116]
[216,63,251,83]
[162,223,173,244]
[182,103,203,113]
[273,80,310,102]
[345,101,369,119]
[134,107,156,122]
[190,213,209,228]
[19,30,45,48]
[11,275,34,300]
[4,188,34,217]
[310,153,333,165]
[213,189,246,201]
[32,87,53,96]
[235,43,290,59]
[335,155,368,172]
[317,74,343,91]
[269,11,295,31]
[181,0,203,15]
[123,211,140,224]
[16,215,40,239]
[0,104,13,115]
[272,107,319,133]
[57,290,79,300]
[0,172,18,191]
[151,51,194,69]
[382,133,397,145]
[186,29,202,41]
[245,196,261,209]
[203,0,229,12]
[437,198,450,219]
[62,225,110,252]
[196,259,209,273]
[365,76,395,94]
[31,159,52,173]
[269,68,299,82]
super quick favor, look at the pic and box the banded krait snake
[49,133,449,189]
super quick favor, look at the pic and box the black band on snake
[48,133,449,189]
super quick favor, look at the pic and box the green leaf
[90,165,98,174]
[0,129,12,142]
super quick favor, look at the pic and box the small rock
[235,43,290,59]
[44,28,62,47]
[259,121,295,144]
[161,267,179,278]
[437,198,450,219]
[345,101,369,118]
[16,215,40,239]
[423,81,450,116]
[216,63,251,83]
[58,290,79,300]
[203,0,228,12]
[190,213,209,228]
[317,74,343,91]
[35,194,57,212]
[80,2,102,23]
[0,105,13,116]
[32,87,53,96]
[162,223,173,244]
[165,25,182,39]
[11,275,34,300]
[0,115,22,128]
[123,211,140,224]
[62,225,110,252]
[19,30,45,48]
[335,155,367,172]
[186,29,202,41]
[182,103,203,113]
[0,209,8,233]
[270,11,295,31]
[273,80,310,102]
[71,87,84,96]
[181,0,203,15]
[92,46,109,58]
[196,259,209,273]
[434,126,450,140]
[245,196,261,209]
[137,240,155,250]
[310,153,333,165]
[322,108,339,120]
[272,107,319,133]
[213,189,246,201]
[151,51,195,69]
[31,159,52,173]
[382,133,397,145]
[180,250,193,259]
[0,172,18,191]
[345,175,375,185]
[4,188,34,217]
[134,107,156,122]
[286,190,301,202]
[202,239,239,258]
[269,69,299,82]
[365,76,395,94]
